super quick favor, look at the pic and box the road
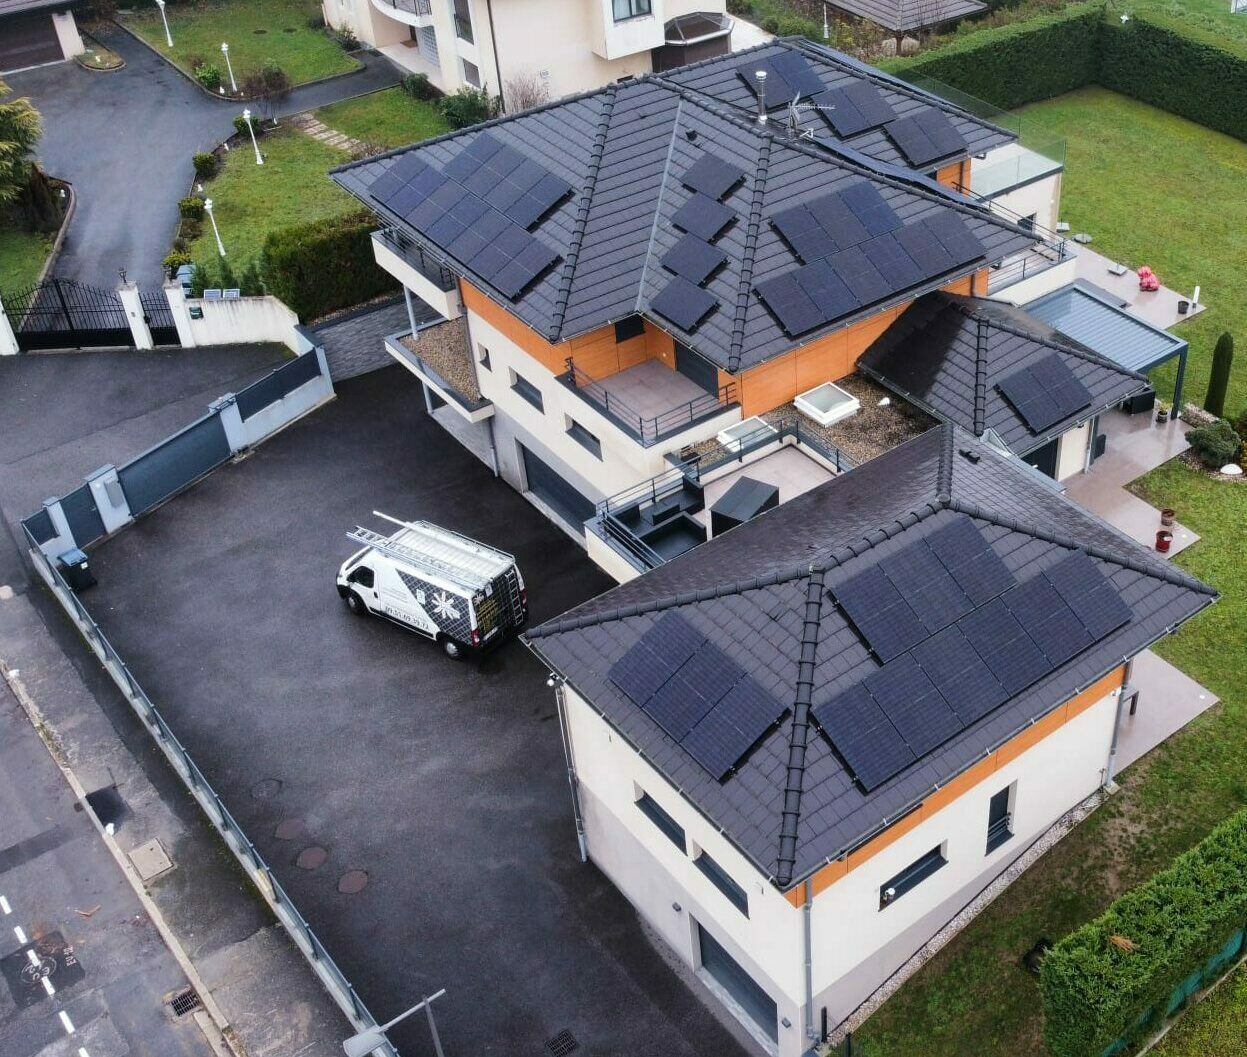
[4,24,400,289]
[0,680,211,1057]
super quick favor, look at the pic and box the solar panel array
[814,81,897,138]
[996,353,1094,434]
[650,151,744,334]
[736,51,825,109]
[756,184,985,338]
[814,520,1134,791]
[367,132,570,301]
[884,108,967,168]
[609,611,785,780]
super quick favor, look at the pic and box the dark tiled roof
[825,0,985,33]
[858,294,1151,455]
[332,46,1034,375]
[524,426,1215,889]
[0,0,74,15]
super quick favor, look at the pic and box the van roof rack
[347,512,514,592]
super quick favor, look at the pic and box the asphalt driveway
[80,365,755,1057]
[5,25,398,289]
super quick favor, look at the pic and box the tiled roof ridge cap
[972,315,989,436]
[728,136,772,373]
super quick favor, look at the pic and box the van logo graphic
[431,591,460,620]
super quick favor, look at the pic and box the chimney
[755,70,768,124]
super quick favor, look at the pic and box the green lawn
[126,0,358,88]
[847,89,1247,1057]
[0,219,51,292]
[316,88,449,149]
[1153,962,1247,1056]
[188,128,353,272]
[1015,87,1247,417]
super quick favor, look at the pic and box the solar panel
[736,59,797,108]
[443,132,503,180]
[861,232,924,291]
[645,679,718,742]
[814,81,897,137]
[998,354,1092,433]
[816,685,916,792]
[894,219,957,275]
[768,50,825,97]
[504,172,573,228]
[924,211,986,267]
[828,246,891,305]
[1043,553,1132,639]
[672,193,735,241]
[832,566,928,662]
[866,655,963,757]
[771,205,831,264]
[881,539,975,634]
[754,272,823,336]
[1002,577,1093,666]
[367,155,429,205]
[681,153,745,201]
[958,597,1053,695]
[839,181,903,237]
[912,625,1008,724]
[770,187,887,264]
[793,259,859,320]
[684,676,782,779]
[807,193,872,250]
[608,611,707,704]
[926,517,1015,605]
[885,108,967,168]
[662,234,728,285]
[650,275,718,331]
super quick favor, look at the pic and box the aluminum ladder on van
[347,526,479,592]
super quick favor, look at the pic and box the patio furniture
[710,476,779,537]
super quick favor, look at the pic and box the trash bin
[57,548,96,592]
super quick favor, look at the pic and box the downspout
[802,878,816,1045]
[483,0,505,112]
[1103,660,1133,789]
[552,678,589,861]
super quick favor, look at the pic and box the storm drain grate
[545,1029,579,1057]
[169,987,203,1019]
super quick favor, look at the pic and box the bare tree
[503,70,550,114]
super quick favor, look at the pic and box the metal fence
[22,529,396,1056]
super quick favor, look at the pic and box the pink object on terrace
[1138,265,1160,291]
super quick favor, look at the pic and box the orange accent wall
[459,281,673,379]
[937,160,969,191]
[783,666,1126,906]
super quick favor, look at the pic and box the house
[822,0,986,45]
[0,0,84,74]
[857,292,1152,480]
[322,0,735,107]
[331,38,1042,578]
[523,424,1215,1057]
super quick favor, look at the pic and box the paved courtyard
[79,365,754,1057]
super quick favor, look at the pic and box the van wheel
[440,636,465,660]
[346,592,367,616]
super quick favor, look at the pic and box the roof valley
[728,136,772,374]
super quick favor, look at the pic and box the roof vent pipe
[755,70,768,124]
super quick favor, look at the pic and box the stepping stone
[296,845,327,870]
[337,870,368,894]
[274,818,306,841]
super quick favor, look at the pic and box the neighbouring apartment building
[524,426,1215,1057]
[323,0,735,107]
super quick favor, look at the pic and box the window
[1019,213,1036,233]
[695,852,749,916]
[986,785,1014,853]
[566,418,602,459]
[612,0,652,21]
[879,844,946,908]
[614,315,645,343]
[347,565,374,589]
[511,371,543,412]
[636,791,685,852]
[462,59,481,88]
[478,344,490,371]
[452,0,473,42]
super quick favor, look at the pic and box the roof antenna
[755,70,768,125]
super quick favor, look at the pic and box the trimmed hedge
[1039,809,1247,1057]
[260,210,398,321]
[879,2,1105,110]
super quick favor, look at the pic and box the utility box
[57,548,96,592]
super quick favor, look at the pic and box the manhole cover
[296,846,327,870]
[546,1029,579,1057]
[250,779,282,800]
[337,870,368,894]
[274,818,306,841]
[130,838,174,881]
[84,786,127,828]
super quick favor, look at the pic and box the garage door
[0,13,63,73]
[519,445,594,534]
[697,923,778,1043]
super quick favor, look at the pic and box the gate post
[0,290,18,356]
[38,497,76,559]
[85,465,133,535]
[164,281,198,348]
[209,395,248,454]
[118,282,154,350]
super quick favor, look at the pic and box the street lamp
[343,990,446,1057]
[242,108,264,166]
[203,197,226,258]
[154,0,173,47]
[221,42,237,93]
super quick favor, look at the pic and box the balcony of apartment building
[368,0,444,82]
[587,374,929,579]
[383,314,495,423]
[591,0,667,60]
[372,226,463,320]
[559,355,738,448]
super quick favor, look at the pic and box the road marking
[79,1050,90,1057]
[42,976,56,997]
[26,949,40,966]
[59,1011,75,1034]
[0,895,10,914]
[13,925,26,944]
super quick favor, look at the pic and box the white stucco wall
[179,294,300,351]
[990,170,1062,235]
[52,11,85,59]
[1056,419,1091,481]
[991,254,1077,307]
[559,676,1122,1052]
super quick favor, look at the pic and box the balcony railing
[374,227,457,292]
[561,360,737,447]
[986,238,1070,294]
[375,0,433,16]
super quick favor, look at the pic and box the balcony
[370,0,434,27]
[560,358,737,448]
[383,319,494,423]
[371,227,462,321]
[591,0,665,60]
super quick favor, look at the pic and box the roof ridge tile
[728,137,772,374]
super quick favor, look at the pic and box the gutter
[802,878,815,1043]
[552,677,588,861]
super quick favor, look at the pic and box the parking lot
[82,365,753,1057]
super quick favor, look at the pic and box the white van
[336,512,527,658]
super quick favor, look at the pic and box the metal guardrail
[375,228,457,292]
[23,525,398,1057]
[375,0,433,16]
[596,462,700,517]
[563,360,736,447]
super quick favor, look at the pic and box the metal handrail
[374,227,457,292]
[376,0,432,15]
[597,513,665,571]
[596,462,700,517]
[563,359,736,447]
